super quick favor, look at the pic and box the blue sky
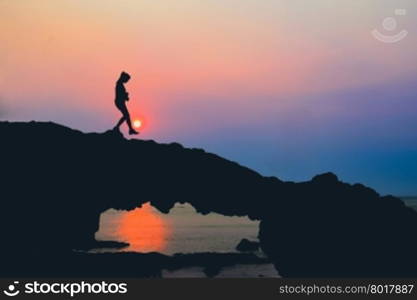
[1,0,416,195]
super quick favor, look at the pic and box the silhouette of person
[114,71,139,135]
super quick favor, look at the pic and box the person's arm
[117,83,129,101]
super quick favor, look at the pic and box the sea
[402,196,417,211]
[94,197,417,278]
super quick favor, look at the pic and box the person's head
[119,71,131,83]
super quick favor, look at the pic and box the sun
[133,119,142,129]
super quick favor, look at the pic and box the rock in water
[236,239,260,252]
[1,121,416,277]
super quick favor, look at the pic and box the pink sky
[1,0,417,194]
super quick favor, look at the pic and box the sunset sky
[1,0,417,195]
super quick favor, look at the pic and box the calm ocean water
[96,203,261,254]
[402,197,417,211]
[95,203,278,277]
[94,197,417,277]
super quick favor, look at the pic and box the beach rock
[1,121,416,277]
[78,240,129,251]
[236,239,260,252]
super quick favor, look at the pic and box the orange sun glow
[117,203,169,252]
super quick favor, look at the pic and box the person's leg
[120,103,138,134]
[115,116,126,129]
[114,102,127,130]
[125,111,133,131]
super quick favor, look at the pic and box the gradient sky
[1,0,417,195]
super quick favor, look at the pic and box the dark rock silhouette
[2,251,269,278]
[80,240,129,251]
[1,121,416,277]
[166,253,270,278]
[236,239,260,252]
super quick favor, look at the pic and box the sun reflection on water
[117,203,170,252]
